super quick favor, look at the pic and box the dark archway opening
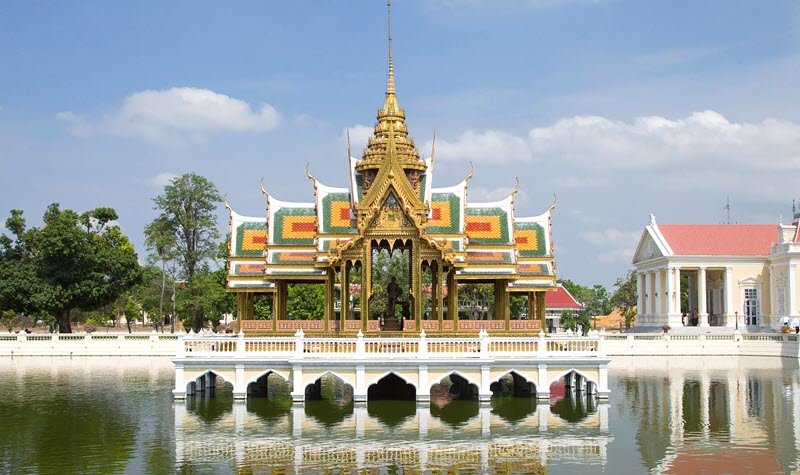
[367,373,416,401]
[490,372,537,398]
[549,372,597,423]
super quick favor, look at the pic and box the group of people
[682,309,704,327]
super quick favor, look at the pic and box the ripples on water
[0,356,797,474]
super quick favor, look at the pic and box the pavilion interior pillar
[362,248,371,329]
[275,280,287,321]
[527,291,535,326]
[698,267,709,327]
[340,262,350,323]
[447,269,458,324]
[246,293,254,320]
[324,269,335,331]
[412,243,422,331]
[435,262,444,329]
[537,291,546,332]
[236,293,246,321]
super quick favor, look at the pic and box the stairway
[381,317,402,332]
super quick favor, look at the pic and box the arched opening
[370,238,412,329]
[490,372,537,398]
[429,373,480,427]
[489,372,538,424]
[186,371,233,399]
[303,373,354,427]
[549,371,597,423]
[367,373,416,401]
[247,371,290,399]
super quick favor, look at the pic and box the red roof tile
[545,285,582,310]
[658,224,776,256]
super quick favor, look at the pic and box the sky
[1,0,800,288]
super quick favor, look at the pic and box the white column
[724,266,735,327]
[637,272,645,321]
[354,365,366,402]
[655,269,663,322]
[417,366,429,402]
[699,267,709,327]
[788,263,796,317]
[597,365,610,398]
[769,265,776,328]
[233,364,246,399]
[644,272,653,321]
[291,365,304,403]
[666,267,674,315]
[537,364,550,399]
[479,365,492,402]
[173,364,186,399]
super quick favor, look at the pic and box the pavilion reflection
[611,356,800,474]
[174,393,611,473]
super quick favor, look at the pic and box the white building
[632,214,800,330]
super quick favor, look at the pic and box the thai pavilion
[224,11,557,335]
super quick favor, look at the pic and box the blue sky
[1,0,800,287]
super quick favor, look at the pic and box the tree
[0,205,141,333]
[175,268,233,330]
[144,217,176,333]
[611,270,638,329]
[286,283,325,320]
[561,310,576,331]
[146,173,221,331]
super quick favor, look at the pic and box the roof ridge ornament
[650,213,657,227]
[259,177,269,197]
[386,0,395,97]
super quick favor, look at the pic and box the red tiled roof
[658,224,776,256]
[545,285,582,310]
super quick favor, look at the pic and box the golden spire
[355,0,424,171]
[386,0,395,97]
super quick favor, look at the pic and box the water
[0,356,798,474]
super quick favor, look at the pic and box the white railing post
[356,330,365,355]
[478,329,489,355]
[598,328,606,356]
[419,330,428,358]
[294,329,305,356]
[17,332,26,343]
[538,330,546,357]
[236,330,245,357]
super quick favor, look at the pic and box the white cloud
[529,110,800,172]
[149,172,178,188]
[57,87,281,144]
[426,129,532,163]
[340,124,374,157]
[578,228,640,263]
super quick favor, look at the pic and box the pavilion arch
[427,370,482,395]
[244,368,291,388]
[367,371,418,401]
[429,371,480,401]
[365,370,419,392]
[304,371,355,403]
[185,369,234,396]
[245,369,290,398]
[490,370,537,398]
[302,369,357,391]
[548,368,599,395]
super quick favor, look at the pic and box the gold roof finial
[386,0,395,97]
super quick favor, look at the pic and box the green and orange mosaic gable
[427,192,462,234]
[235,222,268,257]
[514,221,547,257]
[465,207,512,245]
[271,207,316,246]
[320,192,356,234]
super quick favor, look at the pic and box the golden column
[447,268,458,325]
[324,269,335,332]
[361,247,372,331]
[340,261,350,325]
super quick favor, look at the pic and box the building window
[777,286,786,316]
[743,288,759,325]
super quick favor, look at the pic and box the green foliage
[253,295,273,320]
[1,310,15,333]
[0,205,141,333]
[561,310,576,331]
[510,295,526,318]
[176,268,234,330]
[287,283,324,320]
[557,279,612,319]
[459,283,494,319]
[611,270,638,329]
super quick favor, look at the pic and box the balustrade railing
[176,329,607,359]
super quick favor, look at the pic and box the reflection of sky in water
[0,356,798,474]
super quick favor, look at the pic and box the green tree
[143,216,177,332]
[561,310,576,331]
[611,270,638,329]
[146,173,221,331]
[0,205,140,333]
[286,283,325,319]
[175,267,234,330]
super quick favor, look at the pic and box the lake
[0,356,797,474]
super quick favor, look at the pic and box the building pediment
[633,228,667,264]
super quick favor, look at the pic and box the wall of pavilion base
[172,332,611,402]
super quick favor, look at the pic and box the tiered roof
[226,4,556,291]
